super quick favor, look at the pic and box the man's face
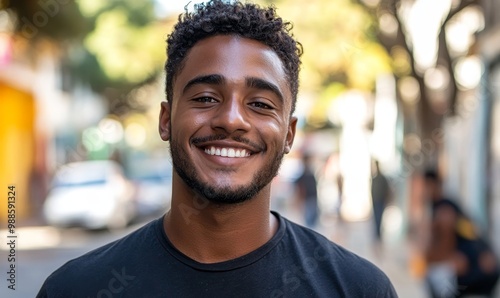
[159,35,297,204]
[423,178,440,202]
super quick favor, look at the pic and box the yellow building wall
[0,82,35,222]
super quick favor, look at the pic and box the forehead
[173,35,292,102]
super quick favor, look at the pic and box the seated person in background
[424,170,499,297]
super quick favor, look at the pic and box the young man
[37,1,397,296]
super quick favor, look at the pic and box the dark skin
[425,178,497,276]
[159,35,297,263]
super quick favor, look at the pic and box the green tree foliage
[70,0,167,94]
[2,0,170,100]
[260,0,391,125]
[263,0,391,92]
[3,0,390,118]
[2,0,91,41]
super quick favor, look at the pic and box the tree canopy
[260,0,392,126]
[4,0,392,120]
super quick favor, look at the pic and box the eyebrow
[183,74,225,94]
[246,77,284,103]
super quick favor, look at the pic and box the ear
[284,116,297,154]
[159,101,171,141]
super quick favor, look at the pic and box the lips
[204,146,251,158]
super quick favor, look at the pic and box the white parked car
[129,158,172,217]
[43,160,135,230]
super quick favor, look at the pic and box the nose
[211,97,251,134]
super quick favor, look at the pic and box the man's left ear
[284,116,297,154]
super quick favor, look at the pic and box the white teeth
[204,146,250,158]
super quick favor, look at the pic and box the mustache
[191,134,265,152]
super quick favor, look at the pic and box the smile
[204,147,251,158]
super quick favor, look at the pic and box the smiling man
[37,1,397,297]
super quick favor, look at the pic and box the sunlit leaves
[84,8,165,85]
[257,0,391,126]
[267,0,390,92]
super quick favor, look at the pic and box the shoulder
[284,220,388,275]
[37,218,161,297]
[280,218,397,296]
[75,218,159,263]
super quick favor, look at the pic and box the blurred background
[1,0,500,296]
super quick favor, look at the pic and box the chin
[196,183,261,205]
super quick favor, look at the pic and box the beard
[169,134,285,205]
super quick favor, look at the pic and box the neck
[163,180,278,263]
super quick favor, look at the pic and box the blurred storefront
[0,14,79,221]
[440,0,500,253]
[0,79,35,221]
[0,35,41,222]
[479,0,500,252]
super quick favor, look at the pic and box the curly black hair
[165,0,303,115]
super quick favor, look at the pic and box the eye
[250,101,273,110]
[193,96,217,103]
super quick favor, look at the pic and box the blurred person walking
[423,170,500,297]
[335,171,344,223]
[294,153,319,228]
[370,159,391,242]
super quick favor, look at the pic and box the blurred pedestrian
[423,169,500,297]
[335,171,344,222]
[370,159,391,242]
[294,153,319,228]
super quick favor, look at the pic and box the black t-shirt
[37,212,397,297]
